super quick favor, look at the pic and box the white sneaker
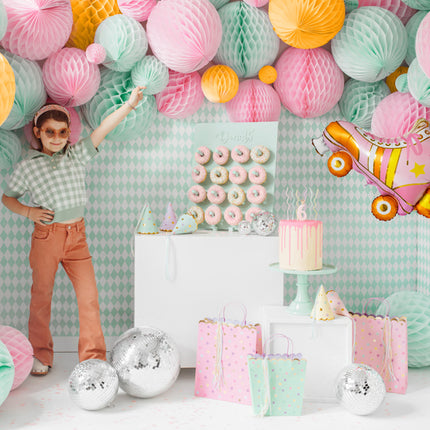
[31,358,49,376]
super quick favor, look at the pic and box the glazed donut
[195,146,211,165]
[188,206,205,225]
[228,186,246,206]
[210,166,229,185]
[246,206,262,223]
[187,185,206,203]
[231,145,250,163]
[249,166,267,185]
[247,185,267,204]
[224,205,243,226]
[250,145,270,164]
[191,165,207,183]
[207,185,226,204]
[205,205,222,226]
[213,145,230,165]
[229,166,247,185]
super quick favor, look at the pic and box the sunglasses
[40,127,71,139]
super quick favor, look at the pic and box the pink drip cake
[279,220,323,271]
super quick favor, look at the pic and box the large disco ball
[335,363,386,415]
[68,359,119,411]
[110,326,180,398]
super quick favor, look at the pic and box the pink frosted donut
[250,145,270,164]
[228,187,246,206]
[205,205,222,226]
[249,166,267,184]
[229,166,247,184]
[207,185,226,204]
[195,146,211,165]
[213,145,230,165]
[247,185,267,204]
[210,166,229,185]
[224,205,243,226]
[231,145,250,163]
[187,185,206,203]
[191,165,207,183]
[246,207,262,223]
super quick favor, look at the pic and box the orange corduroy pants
[28,218,106,367]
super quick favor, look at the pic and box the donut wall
[188,121,278,230]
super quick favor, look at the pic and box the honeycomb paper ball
[156,71,205,119]
[86,43,106,65]
[339,79,390,129]
[349,1,417,25]
[201,65,239,103]
[331,7,407,82]
[416,11,430,79]
[407,58,430,107]
[131,56,169,95]
[269,0,345,49]
[117,0,157,22]
[0,0,7,40]
[68,0,121,51]
[395,74,409,92]
[401,0,430,9]
[385,66,409,92]
[147,0,222,73]
[405,11,428,65]
[225,79,281,122]
[0,340,14,407]
[0,49,46,131]
[0,53,15,127]
[95,14,148,72]
[0,129,21,171]
[258,65,277,85]
[82,69,157,142]
[43,48,101,107]
[274,47,344,119]
[214,2,279,79]
[371,91,430,137]
[244,0,269,6]
[1,0,73,61]
[209,0,230,8]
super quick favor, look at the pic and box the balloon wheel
[327,151,352,177]
[415,188,430,218]
[371,195,398,221]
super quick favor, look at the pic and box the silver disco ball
[109,326,180,398]
[68,359,119,411]
[238,220,252,235]
[252,211,278,236]
[335,363,386,415]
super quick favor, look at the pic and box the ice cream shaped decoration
[159,203,177,232]
[326,290,351,317]
[136,205,159,234]
[310,285,335,321]
[173,213,197,235]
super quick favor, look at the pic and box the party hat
[173,213,197,235]
[135,205,159,234]
[310,285,335,321]
[159,203,177,232]
[326,290,351,317]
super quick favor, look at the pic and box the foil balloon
[312,118,430,221]
[252,211,278,236]
[68,359,119,411]
[335,363,386,415]
[109,326,180,398]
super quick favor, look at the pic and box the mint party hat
[159,203,177,232]
[310,285,335,321]
[136,205,159,234]
[173,213,197,235]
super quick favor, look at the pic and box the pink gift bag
[351,298,408,394]
[194,304,262,404]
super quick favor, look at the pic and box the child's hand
[127,86,146,109]
[28,207,55,225]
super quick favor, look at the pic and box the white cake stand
[269,263,338,315]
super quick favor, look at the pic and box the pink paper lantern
[86,43,106,65]
[225,79,281,122]
[416,11,430,79]
[274,47,344,119]
[372,92,430,137]
[147,0,222,73]
[358,0,417,24]
[0,326,33,390]
[244,0,269,6]
[1,0,73,61]
[117,0,157,22]
[42,48,101,107]
[156,70,204,119]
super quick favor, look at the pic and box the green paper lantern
[209,0,230,9]
[339,79,390,129]
[395,73,409,92]
[407,58,430,107]
[214,2,279,78]
[131,56,169,95]
[0,339,14,407]
[401,0,430,9]
[344,0,358,13]
[405,11,428,65]
[0,129,21,171]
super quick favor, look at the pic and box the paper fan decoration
[95,14,148,72]
[117,0,157,22]
[173,214,198,235]
[214,2,279,79]
[310,285,335,321]
[201,65,239,103]
[1,0,73,61]
[155,71,205,119]
[0,0,7,40]
[131,56,169,95]
[0,340,14,408]
[416,11,430,79]
[401,0,430,9]
[159,203,177,232]
[406,11,427,65]
[331,7,407,82]
[147,0,222,73]
[268,0,345,49]
[135,205,159,234]
[274,47,344,119]
[407,59,430,107]
[0,129,21,171]
[0,53,15,128]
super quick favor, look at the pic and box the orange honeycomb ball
[0,53,16,127]
[201,65,239,103]
[258,65,277,84]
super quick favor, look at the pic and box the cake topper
[285,187,319,220]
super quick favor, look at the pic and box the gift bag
[194,304,262,404]
[352,298,408,394]
[248,334,307,416]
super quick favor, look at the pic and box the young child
[1,86,145,375]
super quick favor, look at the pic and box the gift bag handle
[218,303,247,325]
[263,333,293,356]
[363,297,390,316]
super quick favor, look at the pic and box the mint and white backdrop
[0,100,428,343]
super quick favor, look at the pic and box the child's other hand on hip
[28,207,55,225]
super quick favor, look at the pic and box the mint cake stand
[269,263,338,315]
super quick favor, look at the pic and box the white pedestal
[262,306,352,403]
[134,231,284,367]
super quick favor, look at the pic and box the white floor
[1,353,430,430]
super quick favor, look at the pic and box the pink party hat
[159,203,177,232]
[135,205,159,234]
[326,290,351,317]
[310,285,335,321]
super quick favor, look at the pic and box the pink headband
[34,104,71,125]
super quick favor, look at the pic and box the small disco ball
[110,326,180,398]
[238,220,252,235]
[252,211,278,236]
[335,363,386,415]
[68,359,119,411]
